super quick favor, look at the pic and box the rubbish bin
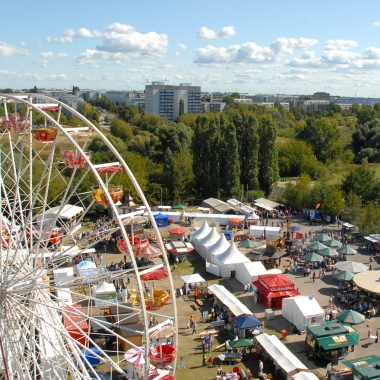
[168,218,173,225]
[281,329,287,338]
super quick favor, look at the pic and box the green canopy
[336,310,365,324]
[172,204,187,210]
[304,252,324,262]
[337,245,357,255]
[317,332,359,350]
[315,233,331,243]
[325,238,343,248]
[229,339,254,348]
[308,241,327,251]
[334,270,355,281]
[238,239,260,248]
[320,247,338,257]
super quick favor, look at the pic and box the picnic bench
[199,330,218,339]
[196,299,204,307]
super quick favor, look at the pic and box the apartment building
[145,82,201,121]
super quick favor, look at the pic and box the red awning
[168,228,187,235]
[253,280,300,298]
[140,268,169,281]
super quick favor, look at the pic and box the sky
[2,0,380,97]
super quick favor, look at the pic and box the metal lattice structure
[0,93,177,379]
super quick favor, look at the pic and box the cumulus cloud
[96,22,168,57]
[47,28,102,43]
[197,26,236,39]
[373,22,380,26]
[41,52,68,58]
[0,42,30,57]
[179,43,187,50]
[324,39,358,51]
[195,37,318,64]
[363,47,380,60]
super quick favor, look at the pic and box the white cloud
[47,28,102,43]
[363,47,380,60]
[96,23,168,57]
[0,42,30,57]
[41,51,68,58]
[373,22,380,26]
[33,60,49,67]
[322,50,360,64]
[324,39,358,51]
[195,37,318,64]
[197,26,236,39]
[179,43,187,50]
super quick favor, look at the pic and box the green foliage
[357,203,380,237]
[322,188,345,217]
[276,128,295,138]
[77,102,100,123]
[343,192,363,225]
[277,140,319,178]
[352,119,380,163]
[178,113,197,129]
[295,117,341,162]
[110,119,134,142]
[329,102,342,114]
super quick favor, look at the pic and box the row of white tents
[190,221,269,282]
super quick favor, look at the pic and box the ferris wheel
[0,93,177,379]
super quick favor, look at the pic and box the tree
[162,147,174,198]
[343,192,363,225]
[341,166,377,203]
[179,99,184,117]
[323,188,345,218]
[258,116,279,195]
[295,117,341,162]
[110,119,134,142]
[357,203,380,236]
[329,102,342,114]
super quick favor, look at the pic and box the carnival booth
[168,227,187,241]
[233,315,262,339]
[255,333,308,380]
[282,296,324,332]
[236,261,268,286]
[253,274,300,308]
[213,242,250,278]
[180,273,207,294]
[92,282,117,307]
[342,355,380,380]
[208,284,252,317]
[154,213,169,228]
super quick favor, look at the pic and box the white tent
[214,242,250,278]
[190,221,211,245]
[282,296,325,332]
[208,284,252,316]
[247,210,260,220]
[53,267,74,287]
[55,287,73,307]
[206,234,230,263]
[250,225,280,239]
[255,333,307,376]
[197,227,220,259]
[236,262,268,286]
[76,261,98,283]
[293,372,319,380]
[180,273,206,293]
[93,282,117,306]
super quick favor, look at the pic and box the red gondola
[116,235,149,256]
[62,151,91,169]
[149,345,176,366]
[2,119,30,133]
[32,127,58,142]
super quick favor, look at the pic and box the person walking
[202,355,207,367]
[312,271,316,282]
[202,341,206,355]
[192,322,197,335]
[194,288,199,301]
[367,325,371,339]
[190,315,194,328]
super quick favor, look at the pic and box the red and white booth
[253,274,300,308]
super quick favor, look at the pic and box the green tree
[357,203,380,236]
[173,147,194,200]
[258,116,279,195]
[323,188,345,218]
[162,147,174,198]
[329,102,342,114]
[179,99,184,117]
[110,119,134,142]
[343,192,363,225]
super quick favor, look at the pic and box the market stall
[235,261,268,286]
[305,321,360,362]
[208,284,252,317]
[180,273,207,294]
[92,282,117,307]
[342,355,380,380]
[255,333,308,380]
[232,315,262,338]
[253,274,300,308]
[282,296,325,332]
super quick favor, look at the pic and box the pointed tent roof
[233,315,262,329]
[191,221,211,239]
[198,227,220,247]
[215,242,250,265]
[93,281,116,294]
[76,260,96,269]
[207,234,230,257]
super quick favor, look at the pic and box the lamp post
[160,188,163,206]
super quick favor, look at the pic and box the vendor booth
[253,274,300,308]
[342,355,380,380]
[213,242,250,278]
[208,284,252,317]
[255,333,308,380]
[305,321,360,362]
[76,261,98,284]
[92,282,117,307]
[233,315,262,339]
[292,372,319,380]
[180,273,207,294]
[235,261,268,286]
[154,213,169,227]
[282,296,325,332]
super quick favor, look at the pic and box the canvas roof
[293,372,319,380]
[241,261,267,278]
[93,282,116,294]
[201,198,236,214]
[191,221,211,239]
[233,315,262,329]
[255,333,307,374]
[335,261,368,274]
[354,270,380,294]
[180,273,205,284]
[208,284,252,316]
[283,296,324,318]
[198,227,220,247]
[207,234,230,256]
[214,242,250,265]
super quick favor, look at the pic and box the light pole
[160,187,163,206]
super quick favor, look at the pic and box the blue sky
[2,0,380,96]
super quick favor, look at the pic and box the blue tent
[233,315,262,329]
[154,213,169,227]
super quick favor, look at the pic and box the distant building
[202,101,226,113]
[313,92,330,101]
[288,99,330,113]
[145,82,201,121]
[256,102,290,111]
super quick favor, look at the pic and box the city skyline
[2,1,380,97]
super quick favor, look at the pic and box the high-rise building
[145,82,201,121]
